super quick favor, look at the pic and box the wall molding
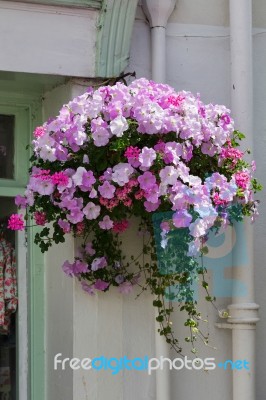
[0,0,98,15]
[96,0,139,77]
[7,0,102,10]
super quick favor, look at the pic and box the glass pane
[0,115,15,180]
[0,197,17,400]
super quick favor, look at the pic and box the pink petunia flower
[138,171,156,190]
[144,200,160,212]
[110,115,128,137]
[83,202,101,220]
[172,210,192,228]
[139,147,156,168]
[112,163,134,186]
[99,215,113,230]
[85,241,96,256]
[91,257,107,271]
[15,195,28,209]
[118,281,134,294]
[98,181,116,199]
[58,219,71,233]
[81,281,95,295]
[94,279,109,291]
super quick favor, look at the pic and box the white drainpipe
[142,1,177,400]
[217,2,259,400]
[142,0,177,82]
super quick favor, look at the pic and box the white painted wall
[72,218,156,400]
[128,3,266,400]
[169,0,229,26]
[0,1,97,77]
[253,30,266,400]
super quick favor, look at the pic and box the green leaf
[153,300,163,308]
[40,227,50,237]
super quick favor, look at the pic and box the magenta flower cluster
[9,78,259,295]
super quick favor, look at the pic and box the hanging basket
[8,77,261,353]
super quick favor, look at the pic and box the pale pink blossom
[98,181,116,199]
[110,115,128,137]
[99,215,114,230]
[139,147,156,168]
[112,163,134,186]
[83,202,101,220]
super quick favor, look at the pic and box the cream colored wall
[166,0,266,29]
[252,33,266,400]
[0,1,97,77]
[129,3,266,400]
[253,0,266,28]
[73,219,156,400]
[169,0,229,26]
[44,236,75,400]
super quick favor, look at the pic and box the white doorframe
[17,228,28,400]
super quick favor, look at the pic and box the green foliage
[251,178,263,193]
[231,130,245,147]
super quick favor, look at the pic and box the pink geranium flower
[34,211,47,226]
[113,220,129,233]
[51,172,69,186]
[33,126,45,138]
[8,214,25,231]
[235,171,250,190]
